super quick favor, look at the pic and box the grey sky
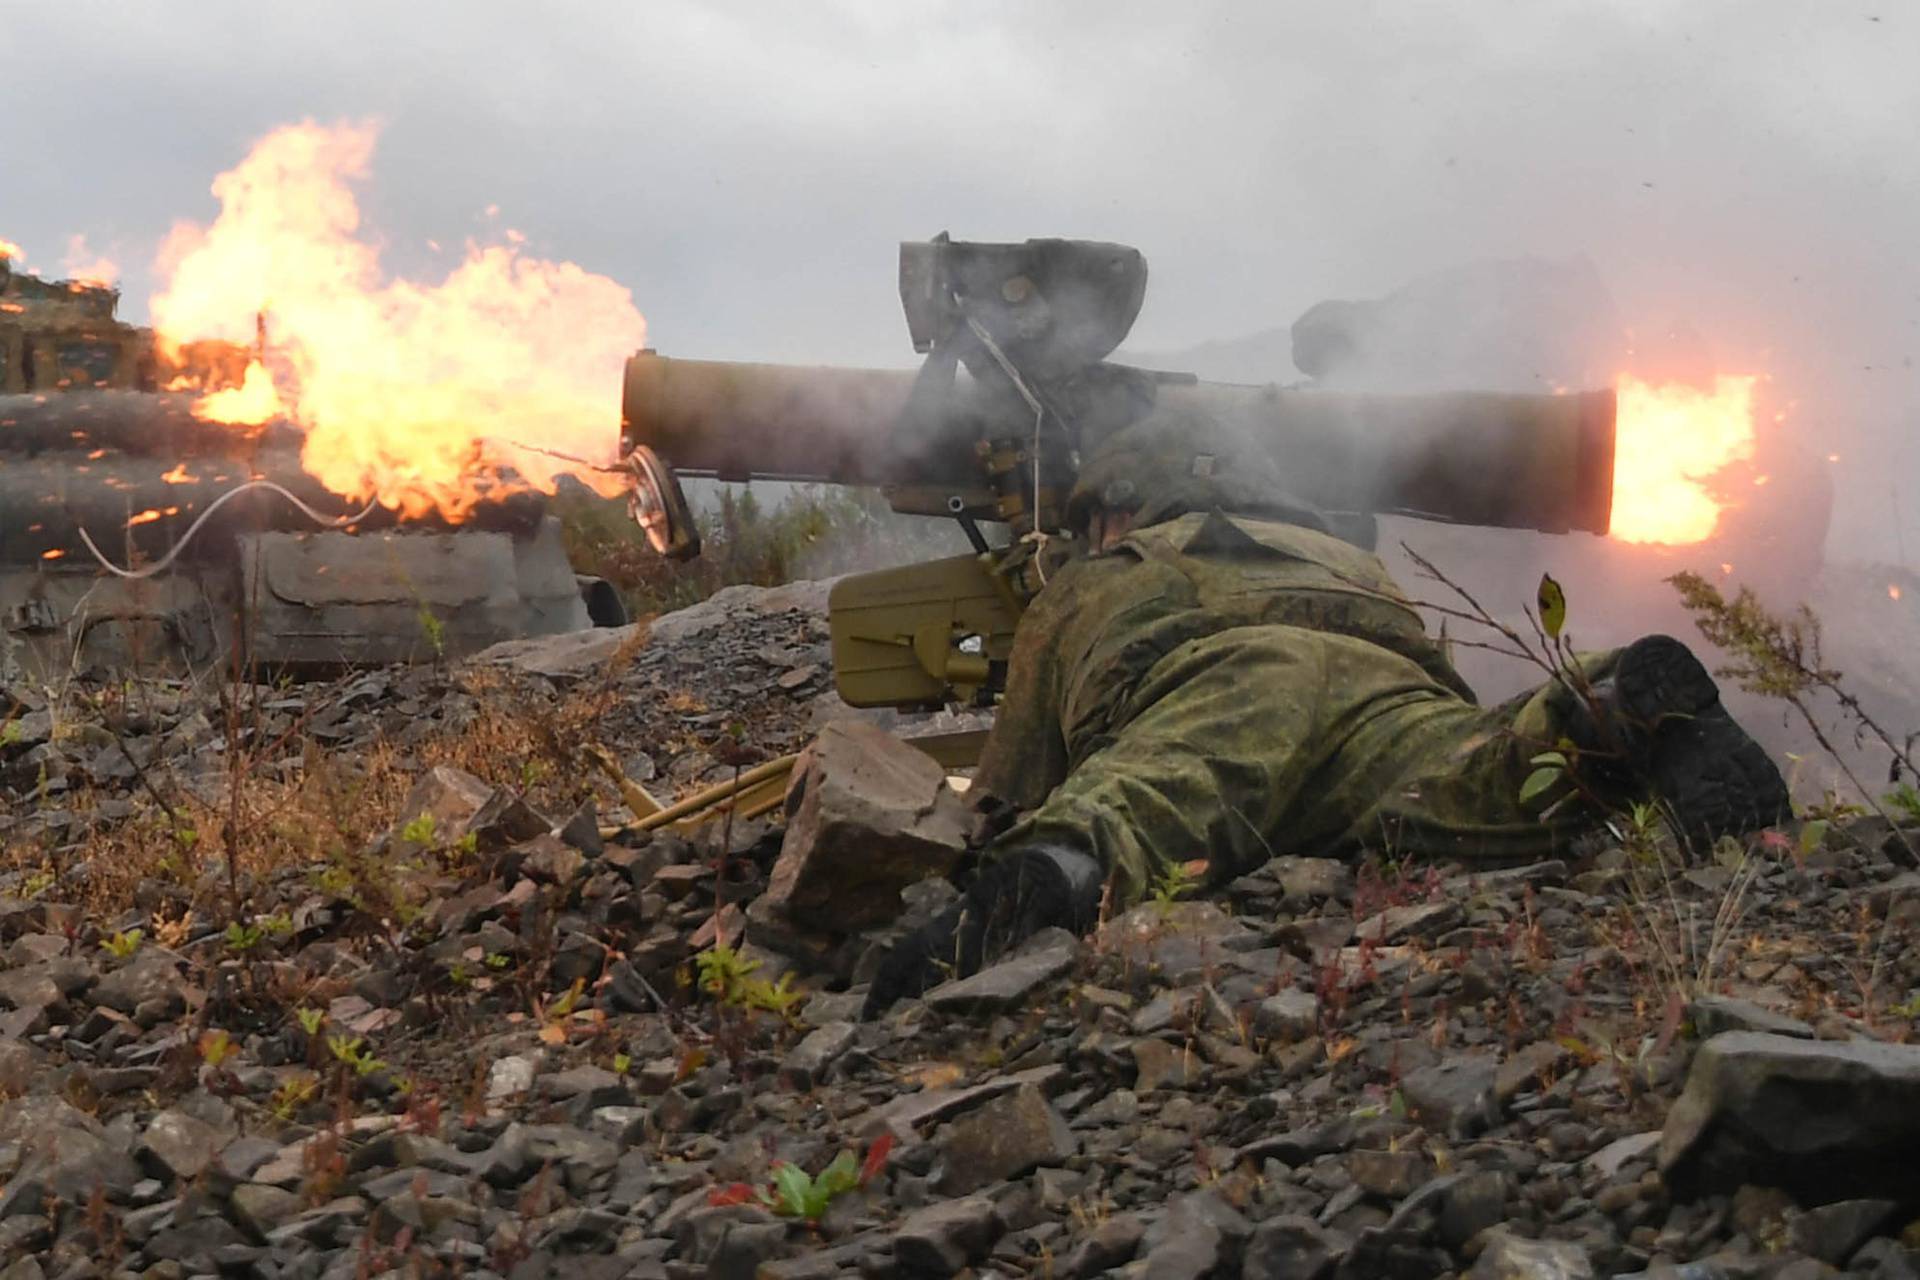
[4,1,1917,554]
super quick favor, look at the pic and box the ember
[126,507,181,527]
[149,121,645,521]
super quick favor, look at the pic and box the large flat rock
[764,721,969,932]
[1661,1031,1920,1207]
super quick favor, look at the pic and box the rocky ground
[0,581,1918,1279]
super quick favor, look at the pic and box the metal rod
[599,753,801,838]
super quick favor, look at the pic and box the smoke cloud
[2,1,1914,561]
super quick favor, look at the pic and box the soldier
[865,406,1790,1013]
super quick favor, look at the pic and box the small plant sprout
[707,1134,895,1224]
[746,972,807,1020]
[223,913,293,955]
[270,1074,320,1122]
[198,1029,238,1070]
[327,1035,387,1077]
[694,945,809,1021]
[295,1007,326,1037]
[695,945,761,1004]
[537,979,588,1045]
[1149,859,1205,917]
[224,921,266,954]
[417,604,447,660]
[100,928,143,959]
[399,812,438,848]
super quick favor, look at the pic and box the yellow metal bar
[598,753,800,838]
[594,728,986,840]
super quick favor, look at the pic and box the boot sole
[1612,634,1722,733]
[1615,636,1790,842]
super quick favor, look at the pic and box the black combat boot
[863,844,1103,1017]
[1585,634,1791,843]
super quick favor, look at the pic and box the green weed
[100,928,143,959]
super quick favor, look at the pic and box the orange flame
[1892,585,1904,601]
[160,462,199,484]
[150,121,644,521]
[195,361,286,425]
[1609,374,1759,545]
[0,237,22,261]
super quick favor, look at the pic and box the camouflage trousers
[991,623,1622,906]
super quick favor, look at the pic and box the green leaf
[770,1163,814,1219]
[1797,819,1829,856]
[1884,783,1920,824]
[1529,750,1569,769]
[1519,767,1563,806]
[400,812,437,847]
[815,1150,861,1200]
[1537,573,1568,639]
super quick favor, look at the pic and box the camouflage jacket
[971,509,1470,814]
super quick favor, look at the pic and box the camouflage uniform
[971,415,1627,906]
[863,409,1787,1014]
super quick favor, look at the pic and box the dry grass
[0,666,646,925]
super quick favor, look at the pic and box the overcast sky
[4,1,1917,555]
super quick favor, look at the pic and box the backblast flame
[150,120,645,521]
[194,361,286,426]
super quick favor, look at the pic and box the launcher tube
[1161,381,1615,535]
[619,351,1616,535]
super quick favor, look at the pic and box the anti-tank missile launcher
[615,236,1617,711]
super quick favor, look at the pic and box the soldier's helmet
[1067,405,1328,535]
